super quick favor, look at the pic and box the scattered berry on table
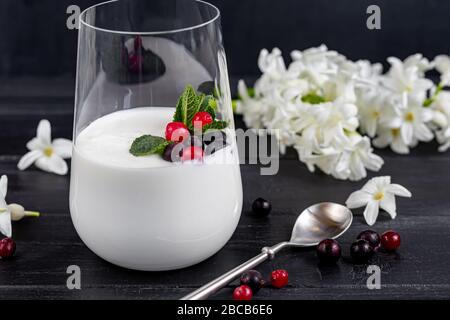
[0,238,16,259]
[240,270,265,294]
[381,230,401,251]
[350,239,374,263]
[233,285,253,301]
[270,269,289,289]
[252,198,272,217]
[316,239,341,264]
[357,230,381,250]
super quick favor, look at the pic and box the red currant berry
[381,230,401,251]
[165,122,190,143]
[192,112,213,128]
[182,146,204,162]
[233,285,252,301]
[270,269,289,289]
[0,238,16,259]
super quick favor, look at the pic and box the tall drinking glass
[70,0,242,271]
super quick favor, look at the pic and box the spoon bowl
[290,203,353,247]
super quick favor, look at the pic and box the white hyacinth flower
[0,176,12,237]
[434,55,450,86]
[373,126,410,154]
[0,176,41,238]
[18,120,72,175]
[383,99,434,146]
[431,91,450,152]
[346,176,412,226]
[382,56,433,102]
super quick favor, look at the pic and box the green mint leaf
[130,135,169,157]
[173,85,198,124]
[186,94,202,128]
[301,93,326,105]
[198,95,217,119]
[203,120,228,132]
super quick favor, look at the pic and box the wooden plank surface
[0,78,449,300]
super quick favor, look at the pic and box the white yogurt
[69,107,243,271]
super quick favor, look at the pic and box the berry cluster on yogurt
[129,84,228,162]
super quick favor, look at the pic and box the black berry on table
[240,270,265,294]
[252,198,272,216]
[316,239,342,264]
[350,239,374,263]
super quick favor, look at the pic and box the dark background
[1,0,450,300]
[0,0,449,79]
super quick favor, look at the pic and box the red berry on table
[316,239,341,264]
[270,269,289,289]
[165,122,190,143]
[381,230,401,251]
[233,285,253,301]
[0,238,16,259]
[182,146,204,162]
[192,112,213,128]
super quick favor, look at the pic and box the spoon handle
[180,242,288,300]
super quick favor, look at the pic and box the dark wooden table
[1,78,450,300]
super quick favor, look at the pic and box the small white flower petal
[0,175,7,198]
[346,190,371,209]
[17,150,43,171]
[52,139,73,159]
[373,134,390,148]
[37,119,52,146]
[391,137,410,154]
[26,137,44,151]
[363,200,380,226]
[380,192,397,219]
[0,196,11,237]
[414,123,434,142]
[386,183,412,197]
[35,155,68,176]
[401,123,414,145]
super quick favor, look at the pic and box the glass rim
[80,0,221,35]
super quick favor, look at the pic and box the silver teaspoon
[181,202,353,300]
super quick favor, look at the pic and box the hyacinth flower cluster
[236,45,450,181]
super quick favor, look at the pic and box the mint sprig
[129,84,227,158]
[130,135,170,157]
[173,85,221,131]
